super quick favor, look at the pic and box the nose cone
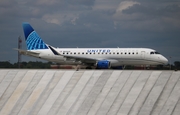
[161,56,168,65]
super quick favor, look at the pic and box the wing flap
[64,55,97,63]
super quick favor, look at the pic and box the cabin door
[141,51,145,59]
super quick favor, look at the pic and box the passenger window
[117,52,119,54]
[129,52,130,54]
[125,53,127,54]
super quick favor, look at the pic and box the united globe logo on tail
[22,23,48,50]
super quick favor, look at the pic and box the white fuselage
[30,48,168,67]
[20,23,168,68]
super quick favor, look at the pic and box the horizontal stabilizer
[14,48,40,56]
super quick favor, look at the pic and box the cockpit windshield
[150,52,154,54]
[155,52,160,54]
[150,51,160,55]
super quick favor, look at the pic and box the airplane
[16,22,168,69]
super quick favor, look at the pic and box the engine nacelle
[96,60,111,69]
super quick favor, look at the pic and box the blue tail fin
[22,22,48,50]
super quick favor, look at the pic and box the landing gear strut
[76,65,80,71]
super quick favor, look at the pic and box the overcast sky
[0,0,180,64]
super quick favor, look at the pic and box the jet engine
[96,60,111,69]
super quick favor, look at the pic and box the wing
[61,53,119,67]
[64,55,98,63]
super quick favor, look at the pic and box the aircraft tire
[86,66,92,69]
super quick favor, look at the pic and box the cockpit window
[150,51,160,55]
[155,52,160,54]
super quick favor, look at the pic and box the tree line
[0,61,180,70]
[0,61,52,69]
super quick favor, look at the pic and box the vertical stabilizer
[22,22,48,50]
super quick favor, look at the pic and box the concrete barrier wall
[0,69,180,115]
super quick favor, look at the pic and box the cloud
[36,0,60,6]
[68,0,95,6]
[42,13,79,25]
[17,0,96,25]
[0,0,180,63]
[116,1,140,12]
[112,1,180,32]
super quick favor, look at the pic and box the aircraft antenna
[18,36,22,68]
